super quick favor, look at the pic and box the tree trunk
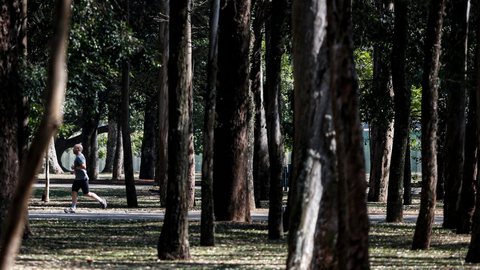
[403,138,412,205]
[103,117,117,173]
[251,0,270,206]
[200,0,219,247]
[457,84,477,234]
[387,0,410,223]
[157,0,192,259]
[0,0,70,267]
[213,0,252,222]
[121,60,138,207]
[188,126,195,208]
[82,116,99,180]
[139,97,157,180]
[443,0,470,230]
[112,123,124,181]
[47,137,63,174]
[155,0,169,206]
[327,0,370,268]
[411,0,445,250]
[287,0,330,267]
[265,0,287,240]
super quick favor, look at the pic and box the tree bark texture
[412,0,445,250]
[403,139,412,205]
[82,114,99,180]
[102,117,117,173]
[251,0,270,206]
[200,0,219,247]
[139,97,157,180]
[457,79,477,234]
[368,121,393,203]
[155,0,169,206]
[157,0,192,260]
[112,123,124,181]
[265,0,287,240]
[287,0,334,268]
[327,0,370,268]
[121,60,138,207]
[0,0,70,267]
[443,0,470,230]
[47,137,63,173]
[188,124,195,208]
[213,0,252,222]
[387,0,410,223]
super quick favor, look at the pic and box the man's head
[73,144,83,155]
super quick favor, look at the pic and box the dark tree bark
[387,0,410,223]
[265,0,287,240]
[121,60,138,207]
[251,0,270,206]
[0,0,70,266]
[157,0,192,259]
[139,97,157,180]
[443,0,470,230]
[403,138,412,205]
[457,83,477,234]
[411,0,445,250]
[82,114,99,180]
[103,117,117,173]
[368,120,393,203]
[327,0,370,268]
[213,0,252,222]
[155,0,169,206]
[287,0,331,268]
[112,123,124,181]
[466,2,480,261]
[200,0,219,247]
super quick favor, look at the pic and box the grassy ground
[14,184,480,269]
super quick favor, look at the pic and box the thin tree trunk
[121,60,138,207]
[42,153,50,202]
[200,0,219,247]
[251,0,270,206]
[0,0,70,267]
[213,0,252,222]
[82,116,99,180]
[103,117,117,173]
[112,123,123,181]
[188,127,195,208]
[443,0,470,230]
[139,97,157,180]
[411,0,445,250]
[287,0,329,267]
[457,85,477,234]
[265,0,287,240]
[157,0,192,259]
[387,0,410,223]
[155,0,169,206]
[404,138,412,205]
[327,0,370,268]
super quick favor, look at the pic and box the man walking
[64,144,107,213]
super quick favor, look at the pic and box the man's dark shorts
[72,180,89,194]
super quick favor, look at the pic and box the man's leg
[64,190,78,213]
[85,192,107,209]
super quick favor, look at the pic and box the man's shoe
[64,207,76,213]
[100,198,107,209]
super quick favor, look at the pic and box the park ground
[14,174,479,269]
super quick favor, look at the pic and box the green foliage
[281,54,294,151]
[354,49,374,123]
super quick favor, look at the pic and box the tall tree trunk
[47,137,63,173]
[82,115,99,180]
[200,0,219,247]
[265,0,287,240]
[155,0,169,206]
[139,97,157,180]
[457,85,477,234]
[121,59,138,207]
[443,0,470,230]
[287,0,330,267]
[387,0,410,223]
[411,0,445,250]
[103,117,117,173]
[327,0,370,268]
[403,138,412,205]
[188,125,195,208]
[247,90,256,211]
[112,123,123,181]
[251,0,270,206]
[0,0,70,266]
[213,0,252,222]
[466,2,480,261]
[157,0,192,259]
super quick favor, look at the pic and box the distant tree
[327,0,370,267]
[443,0,470,230]
[412,0,445,250]
[139,97,157,180]
[387,0,410,223]
[157,0,192,260]
[213,0,252,222]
